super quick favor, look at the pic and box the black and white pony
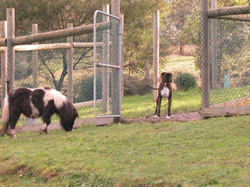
[1,87,78,138]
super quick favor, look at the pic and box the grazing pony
[1,87,78,138]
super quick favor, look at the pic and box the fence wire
[94,11,121,117]
[209,19,250,107]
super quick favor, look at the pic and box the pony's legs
[39,123,49,134]
[40,111,53,134]
[8,112,21,138]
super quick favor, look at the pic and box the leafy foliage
[174,73,196,91]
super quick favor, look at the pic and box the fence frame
[200,0,250,117]
[93,10,122,118]
[0,3,122,125]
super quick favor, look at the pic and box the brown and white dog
[149,72,173,118]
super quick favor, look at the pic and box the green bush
[175,73,196,91]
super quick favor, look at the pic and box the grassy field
[0,115,250,186]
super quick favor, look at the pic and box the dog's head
[161,72,172,86]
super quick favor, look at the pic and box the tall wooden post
[111,0,121,118]
[0,21,7,109]
[145,59,150,82]
[102,4,110,113]
[153,11,160,102]
[32,24,38,87]
[211,0,217,89]
[6,8,15,91]
[67,23,73,102]
[200,0,210,108]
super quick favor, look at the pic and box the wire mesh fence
[94,11,121,117]
[209,18,250,107]
[0,9,123,125]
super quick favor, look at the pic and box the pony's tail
[1,96,10,136]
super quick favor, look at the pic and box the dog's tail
[147,84,159,90]
[1,96,10,136]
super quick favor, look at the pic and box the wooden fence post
[102,4,110,113]
[200,0,210,108]
[111,0,121,118]
[0,21,7,109]
[6,8,15,91]
[67,23,73,102]
[153,10,160,102]
[211,0,217,89]
[145,59,150,82]
[32,24,38,87]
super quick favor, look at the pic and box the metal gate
[93,10,122,118]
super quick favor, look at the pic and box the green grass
[0,115,250,186]
[121,88,201,117]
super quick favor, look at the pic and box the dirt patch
[120,112,203,124]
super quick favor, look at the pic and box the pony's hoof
[166,115,171,119]
[153,115,160,118]
[11,134,17,138]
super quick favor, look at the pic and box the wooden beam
[215,14,250,22]
[208,5,250,18]
[202,106,250,117]
[10,22,111,46]
[32,24,38,87]
[200,0,210,108]
[153,10,160,102]
[67,23,73,102]
[7,8,15,91]
[0,42,103,52]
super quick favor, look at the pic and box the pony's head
[58,102,79,131]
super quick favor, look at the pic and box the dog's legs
[153,96,160,117]
[167,97,172,118]
[155,96,162,117]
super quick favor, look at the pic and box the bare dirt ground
[120,111,203,124]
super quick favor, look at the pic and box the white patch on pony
[161,86,170,98]
[166,115,171,119]
[43,88,67,108]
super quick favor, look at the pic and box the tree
[121,0,169,76]
[0,0,109,90]
[161,0,200,55]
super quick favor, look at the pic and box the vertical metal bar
[32,24,38,88]
[7,8,15,91]
[102,4,110,114]
[120,13,124,97]
[94,11,98,117]
[119,18,122,116]
[200,0,210,108]
[67,23,73,102]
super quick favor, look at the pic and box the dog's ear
[161,72,165,77]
